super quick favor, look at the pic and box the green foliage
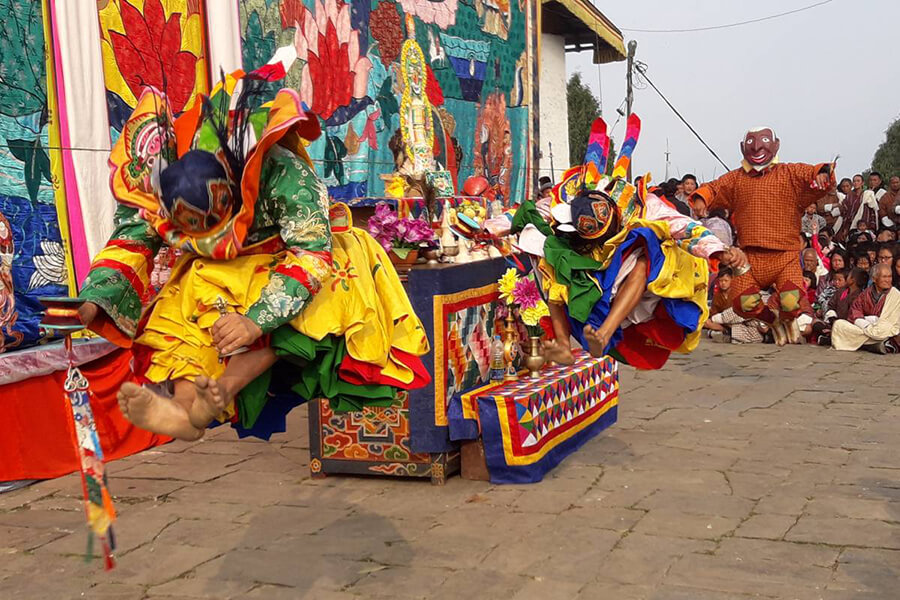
[0,0,47,118]
[566,73,600,166]
[871,117,900,178]
[8,137,51,203]
[606,137,617,176]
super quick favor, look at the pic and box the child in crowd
[817,269,847,318]
[802,270,818,307]
[816,251,846,301]
[829,268,868,321]
[854,252,872,272]
[710,267,733,316]
[703,271,771,345]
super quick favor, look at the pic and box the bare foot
[118,382,204,441]
[785,319,802,344]
[541,338,575,365]
[772,321,787,347]
[583,325,609,357]
[189,376,227,429]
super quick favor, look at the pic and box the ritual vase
[524,336,545,379]
[423,248,440,265]
[502,315,520,380]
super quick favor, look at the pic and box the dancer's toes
[117,382,201,441]
[120,382,151,417]
[583,325,608,357]
[541,338,575,365]
[189,376,226,429]
[772,322,787,347]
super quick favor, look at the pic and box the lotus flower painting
[291,0,373,120]
[99,0,209,117]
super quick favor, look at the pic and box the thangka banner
[97,0,211,135]
[0,0,71,352]
[239,0,533,205]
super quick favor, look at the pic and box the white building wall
[538,33,569,183]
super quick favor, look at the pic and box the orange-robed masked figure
[691,127,833,345]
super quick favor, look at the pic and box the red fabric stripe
[105,238,154,260]
[0,349,170,481]
[273,264,318,295]
[338,349,431,390]
[92,258,148,303]
[103,238,156,282]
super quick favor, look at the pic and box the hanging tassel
[39,299,118,570]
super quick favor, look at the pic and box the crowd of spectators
[658,171,900,354]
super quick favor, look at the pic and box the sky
[566,0,900,183]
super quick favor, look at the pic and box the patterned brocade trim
[78,266,141,338]
[245,273,313,334]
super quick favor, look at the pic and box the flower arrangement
[496,268,554,338]
[368,203,436,259]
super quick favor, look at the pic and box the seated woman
[78,70,429,441]
[513,116,746,370]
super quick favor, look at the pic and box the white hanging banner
[49,0,115,284]
[206,0,244,79]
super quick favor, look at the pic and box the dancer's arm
[692,171,736,215]
[78,204,164,344]
[244,151,333,336]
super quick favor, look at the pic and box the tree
[567,73,600,166]
[565,73,616,173]
[871,117,900,178]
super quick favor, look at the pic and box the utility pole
[664,138,670,181]
[548,141,555,180]
[625,40,637,179]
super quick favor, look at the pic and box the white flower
[29,240,67,291]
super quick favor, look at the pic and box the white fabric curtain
[49,0,115,284]
[206,0,244,78]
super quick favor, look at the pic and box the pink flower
[367,204,435,251]
[512,277,541,310]
[292,0,373,120]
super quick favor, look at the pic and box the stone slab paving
[1,342,898,599]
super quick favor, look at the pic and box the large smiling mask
[740,127,780,171]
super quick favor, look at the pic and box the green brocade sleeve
[78,204,163,339]
[510,199,553,236]
[542,236,604,323]
[245,148,333,334]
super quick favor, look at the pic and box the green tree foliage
[871,117,900,178]
[567,73,600,166]
[565,73,616,173]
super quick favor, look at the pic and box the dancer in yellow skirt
[78,68,429,441]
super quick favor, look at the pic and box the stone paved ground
[1,342,899,600]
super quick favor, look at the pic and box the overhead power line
[634,62,731,172]
[621,0,834,33]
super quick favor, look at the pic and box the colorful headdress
[550,114,647,236]
[108,64,321,259]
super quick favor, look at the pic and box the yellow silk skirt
[137,228,429,385]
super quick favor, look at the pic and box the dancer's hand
[212,313,262,355]
[814,172,831,190]
[718,247,749,271]
[78,302,99,326]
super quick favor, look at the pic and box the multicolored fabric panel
[566,227,708,370]
[238,0,532,204]
[0,0,70,352]
[474,353,618,484]
[97,0,210,135]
